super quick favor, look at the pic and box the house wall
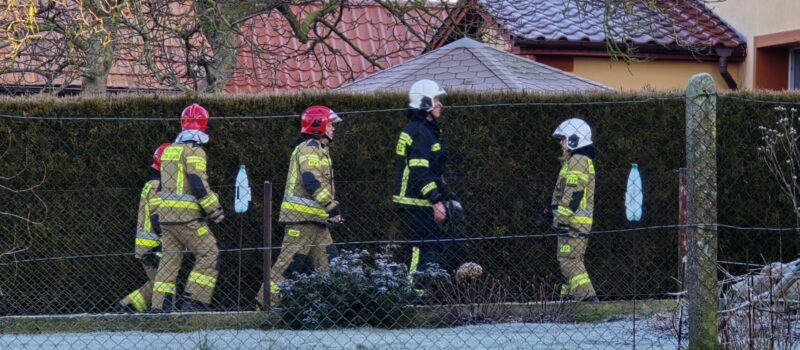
[572,58,742,92]
[711,0,800,89]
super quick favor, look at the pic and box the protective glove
[142,250,161,269]
[445,200,464,223]
[323,201,341,218]
[208,208,225,224]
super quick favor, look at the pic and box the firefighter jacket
[551,146,596,234]
[393,113,449,207]
[279,137,339,224]
[135,172,161,258]
[156,142,222,224]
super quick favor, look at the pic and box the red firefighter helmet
[151,143,171,172]
[300,105,341,136]
[180,103,209,131]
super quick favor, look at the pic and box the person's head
[300,105,342,141]
[553,118,593,152]
[408,79,446,120]
[181,103,210,132]
[151,143,171,172]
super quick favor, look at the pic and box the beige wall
[710,0,800,89]
[573,58,742,92]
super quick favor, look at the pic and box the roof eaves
[514,38,745,59]
[478,42,612,91]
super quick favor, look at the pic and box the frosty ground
[0,320,680,349]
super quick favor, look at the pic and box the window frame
[790,48,800,90]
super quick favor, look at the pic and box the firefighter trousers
[119,258,158,312]
[256,223,337,305]
[151,221,219,311]
[399,206,468,275]
[557,233,597,301]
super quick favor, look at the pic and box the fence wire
[0,92,798,349]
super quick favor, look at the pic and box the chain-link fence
[1,82,799,349]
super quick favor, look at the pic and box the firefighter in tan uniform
[116,143,170,313]
[550,118,598,302]
[151,103,225,312]
[256,105,342,308]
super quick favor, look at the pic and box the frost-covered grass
[0,320,679,350]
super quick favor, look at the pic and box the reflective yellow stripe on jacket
[279,141,337,222]
[280,201,329,218]
[161,146,185,194]
[557,206,593,226]
[393,158,434,207]
[396,132,413,156]
[392,195,432,207]
[135,232,161,248]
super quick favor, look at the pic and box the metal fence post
[685,73,719,349]
[262,181,273,309]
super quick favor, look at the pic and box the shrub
[278,249,423,329]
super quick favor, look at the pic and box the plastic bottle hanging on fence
[235,165,251,214]
[625,163,643,222]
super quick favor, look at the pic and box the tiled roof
[0,3,437,93]
[227,3,438,93]
[337,38,609,93]
[481,0,745,50]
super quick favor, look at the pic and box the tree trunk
[80,32,115,95]
[195,0,238,93]
[203,29,238,93]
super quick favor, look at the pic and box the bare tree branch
[0,128,49,259]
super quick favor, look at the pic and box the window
[791,48,800,90]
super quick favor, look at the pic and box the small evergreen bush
[279,249,443,329]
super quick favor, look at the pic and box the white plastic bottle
[235,164,251,214]
[625,163,643,222]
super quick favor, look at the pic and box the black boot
[583,296,600,304]
[111,303,136,314]
[180,298,210,312]
[150,298,174,313]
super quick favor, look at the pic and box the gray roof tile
[337,38,609,93]
[480,0,745,49]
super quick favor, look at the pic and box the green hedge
[0,91,798,315]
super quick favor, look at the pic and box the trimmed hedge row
[0,91,797,314]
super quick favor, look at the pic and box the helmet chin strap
[426,113,442,129]
[319,134,333,145]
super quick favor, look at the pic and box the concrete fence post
[685,73,719,350]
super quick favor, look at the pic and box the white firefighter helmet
[409,79,447,111]
[553,118,593,150]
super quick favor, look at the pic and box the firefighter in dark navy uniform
[393,79,466,280]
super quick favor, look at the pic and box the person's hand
[327,215,344,224]
[433,202,447,224]
[541,207,554,222]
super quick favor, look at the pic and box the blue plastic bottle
[235,165,251,214]
[625,163,643,222]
